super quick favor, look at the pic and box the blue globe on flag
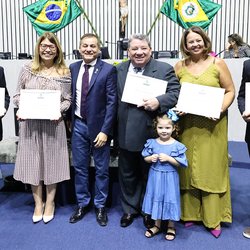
[45,4,62,21]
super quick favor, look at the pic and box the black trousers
[118,148,150,214]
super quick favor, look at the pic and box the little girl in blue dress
[142,112,187,240]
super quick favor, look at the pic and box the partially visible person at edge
[174,26,235,238]
[116,33,181,228]
[224,33,250,58]
[0,66,10,141]
[68,33,117,227]
[237,58,250,239]
[13,32,71,224]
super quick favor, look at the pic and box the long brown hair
[180,26,212,58]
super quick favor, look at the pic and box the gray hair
[128,34,151,49]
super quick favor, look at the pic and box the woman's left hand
[242,111,250,122]
[0,108,6,118]
[51,116,62,124]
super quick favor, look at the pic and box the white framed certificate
[245,82,250,112]
[0,87,5,116]
[18,89,61,120]
[121,73,168,106]
[176,82,225,119]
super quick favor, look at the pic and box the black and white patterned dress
[13,63,71,185]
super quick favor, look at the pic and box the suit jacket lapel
[88,59,102,91]
[119,61,130,89]
[143,59,157,77]
[71,61,82,99]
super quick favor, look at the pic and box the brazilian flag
[23,0,82,35]
[161,0,221,30]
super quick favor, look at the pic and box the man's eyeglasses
[40,44,57,51]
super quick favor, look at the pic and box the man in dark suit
[0,66,10,141]
[238,59,250,156]
[69,33,117,226]
[117,33,180,228]
[238,59,250,239]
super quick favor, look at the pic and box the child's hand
[158,153,169,162]
[151,154,159,162]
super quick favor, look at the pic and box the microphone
[105,41,117,45]
[215,49,225,57]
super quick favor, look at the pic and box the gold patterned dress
[177,62,232,228]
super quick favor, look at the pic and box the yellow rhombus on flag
[177,0,208,22]
[23,0,82,35]
[161,0,221,30]
[35,1,67,24]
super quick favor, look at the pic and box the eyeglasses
[40,44,57,51]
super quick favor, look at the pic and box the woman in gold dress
[174,26,235,238]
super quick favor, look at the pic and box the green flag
[161,0,221,30]
[23,0,82,35]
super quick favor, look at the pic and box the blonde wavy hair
[32,32,69,75]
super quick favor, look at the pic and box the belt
[74,115,87,123]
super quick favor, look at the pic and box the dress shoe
[185,222,195,228]
[95,207,108,226]
[243,227,250,239]
[32,214,43,223]
[32,204,45,223]
[143,214,154,229]
[43,203,55,224]
[69,206,89,223]
[120,213,134,227]
[43,214,54,224]
[210,229,222,238]
[210,225,222,238]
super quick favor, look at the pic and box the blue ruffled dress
[142,139,188,221]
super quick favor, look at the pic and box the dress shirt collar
[81,58,97,68]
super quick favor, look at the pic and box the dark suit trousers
[118,148,150,214]
[72,118,110,208]
[0,120,3,141]
[246,122,250,156]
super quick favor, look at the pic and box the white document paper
[176,82,225,119]
[0,87,5,116]
[18,89,61,120]
[121,73,168,106]
[245,82,250,112]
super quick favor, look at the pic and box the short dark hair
[79,33,101,49]
[180,26,212,58]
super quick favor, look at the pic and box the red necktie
[80,64,91,119]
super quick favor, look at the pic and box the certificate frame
[245,82,250,112]
[121,73,168,106]
[18,89,61,120]
[0,87,5,116]
[176,82,225,119]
